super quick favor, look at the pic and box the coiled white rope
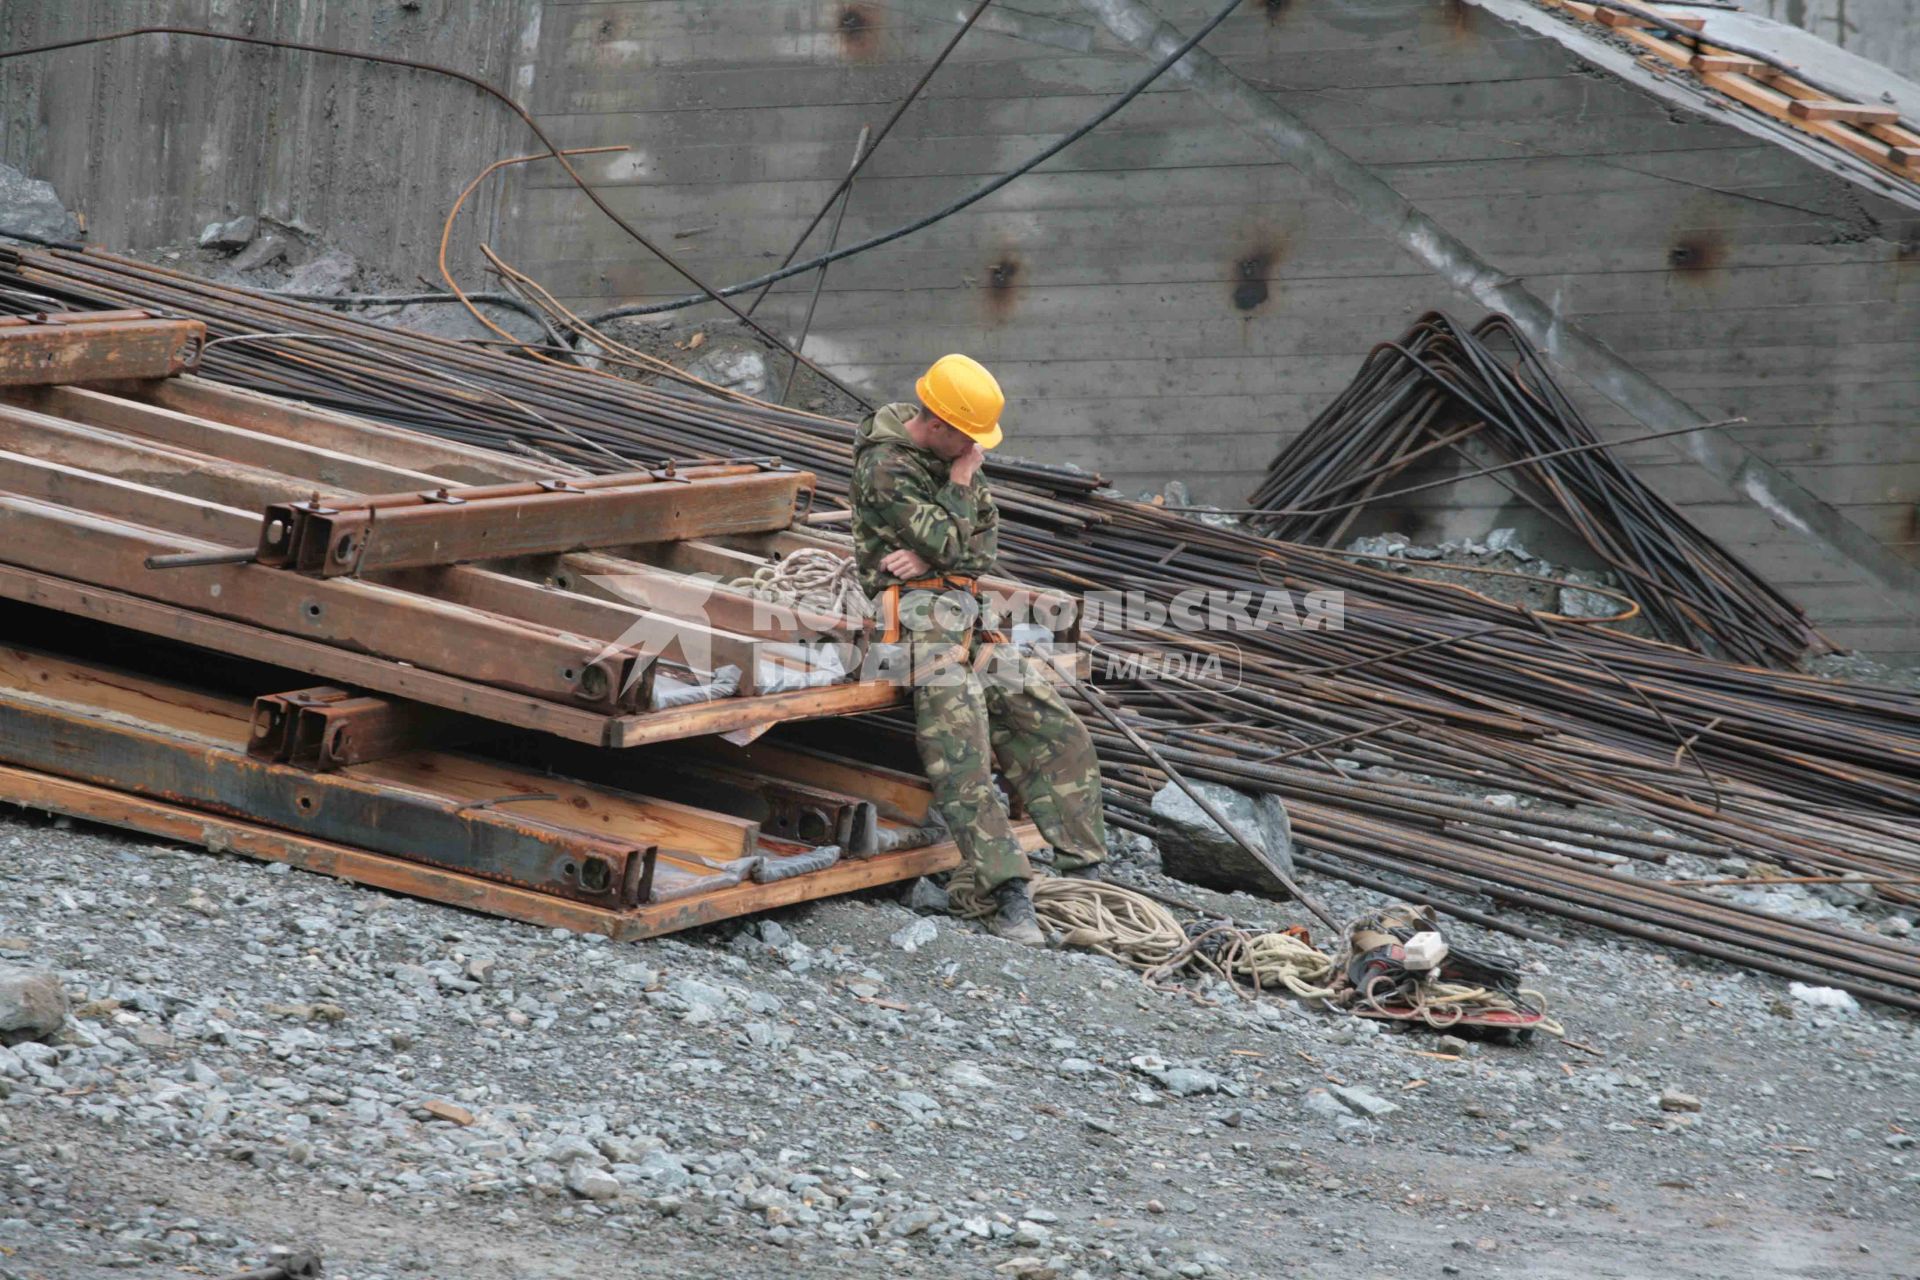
[729,547,873,622]
[944,868,1338,1000]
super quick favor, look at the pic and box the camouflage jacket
[850,402,999,596]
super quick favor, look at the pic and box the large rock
[684,346,768,397]
[0,966,69,1045]
[284,248,358,296]
[197,215,258,251]
[0,163,81,242]
[1149,780,1295,897]
[229,232,291,273]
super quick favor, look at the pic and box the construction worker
[850,353,1107,946]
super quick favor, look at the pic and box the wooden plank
[1789,100,1901,126]
[1699,70,1904,176]
[1690,54,1769,76]
[1595,9,1704,32]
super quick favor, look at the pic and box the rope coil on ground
[1355,974,1565,1037]
[942,871,1559,1034]
[945,869,1339,999]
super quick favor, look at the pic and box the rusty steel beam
[0,312,203,386]
[0,494,649,711]
[248,686,490,771]
[109,374,567,484]
[0,445,781,690]
[5,384,455,495]
[0,399,317,509]
[525,740,877,850]
[371,563,775,692]
[0,685,651,906]
[0,562,621,743]
[253,462,773,572]
[278,468,811,577]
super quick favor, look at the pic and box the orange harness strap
[879,575,980,644]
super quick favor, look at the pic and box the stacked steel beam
[3,246,1917,1011]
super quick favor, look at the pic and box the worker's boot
[1060,861,1103,882]
[986,878,1045,947]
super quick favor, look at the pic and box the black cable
[584,0,1245,323]
[0,24,872,407]
[745,0,997,317]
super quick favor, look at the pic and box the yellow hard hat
[915,353,1004,449]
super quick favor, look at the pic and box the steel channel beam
[114,375,569,485]
[0,400,315,509]
[6,384,455,495]
[0,494,644,711]
[0,564,615,742]
[0,446,752,692]
[526,552,861,644]
[0,687,645,906]
[0,315,203,386]
[256,463,771,568]
[247,686,488,771]
[373,563,769,693]
[301,470,810,577]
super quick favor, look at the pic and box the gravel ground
[1,807,1915,1280]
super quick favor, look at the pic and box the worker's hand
[882,548,932,579]
[950,443,985,487]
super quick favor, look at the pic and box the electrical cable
[582,0,1246,323]
[0,24,872,406]
[744,0,997,316]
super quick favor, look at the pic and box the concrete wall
[1756,0,1920,81]
[0,0,542,274]
[0,0,1915,654]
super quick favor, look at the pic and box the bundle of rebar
[4,245,1918,1011]
[1246,313,1822,667]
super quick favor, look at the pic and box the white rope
[729,547,873,622]
[940,873,1558,1032]
[945,868,1338,999]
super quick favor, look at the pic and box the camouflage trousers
[906,596,1106,893]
